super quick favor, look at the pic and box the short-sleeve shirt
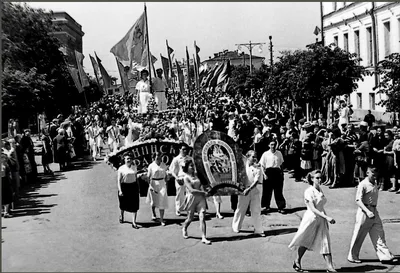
[356,178,378,206]
[259,150,284,169]
[118,164,137,184]
[152,77,168,92]
[245,162,263,187]
[169,154,193,177]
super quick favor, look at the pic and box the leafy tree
[374,53,400,112]
[267,44,368,117]
[1,2,92,129]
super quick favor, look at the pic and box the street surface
[2,154,400,272]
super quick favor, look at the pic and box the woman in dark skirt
[117,151,140,228]
[41,128,53,174]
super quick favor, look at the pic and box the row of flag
[68,5,231,98]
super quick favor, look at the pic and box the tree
[227,65,269,97]
[375,53,400,113]
[1,3,86,129]
[267,44,368,117]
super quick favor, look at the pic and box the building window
[354,30,360,58]
[366,26,373,66]
[334,35,338,47]
[383,21,391,57]
[357,93,362,109]
[332,2,337,11]
[343,33,349,51]
[369,93,376,110]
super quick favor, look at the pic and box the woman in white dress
[288,170,337,272]
[136,70,152,114]
[146,152,169,226]
[338,102,349,132]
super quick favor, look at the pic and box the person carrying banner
[232,150,265,236]
[169,143,193,216]
[180,159,211,245]
[136,69,152,114]
[152,68,168,111]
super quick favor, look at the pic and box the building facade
[50,12,85,68]
[322,2,400,122]
[201,50,265,70]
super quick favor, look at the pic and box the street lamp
[235,40,266,74]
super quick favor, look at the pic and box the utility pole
[235,40,266,74]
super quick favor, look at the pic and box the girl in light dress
[180,159,211,245]
[288,169,337,272]
[146,152,169,226]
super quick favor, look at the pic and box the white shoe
[182,228,188,239]
[201,238,211,245]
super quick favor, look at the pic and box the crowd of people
[2,68,399,270]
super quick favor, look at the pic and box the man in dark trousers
[364,110,376,129]
[259,141,286,214]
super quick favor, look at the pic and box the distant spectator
[364,110,376,129]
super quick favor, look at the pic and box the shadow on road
[11,173,65,218]
[60,160,102,172]
[334,265,388,272]
[284,206,307,214]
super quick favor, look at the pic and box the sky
[26,2,321,82]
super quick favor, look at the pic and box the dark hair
[140,69,149,76]
[181,158,194,173]
[305,170,322,185]
[123,151,133,158]
[152,152,162,160]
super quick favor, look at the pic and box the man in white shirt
[168,144,193,216]
[152,68,168,111]
[259,141,286,213]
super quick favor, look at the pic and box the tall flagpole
[144,3,152,93]
[166,40,177,108]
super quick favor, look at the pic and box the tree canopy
[2,2,102,129]
[375,53,400,113]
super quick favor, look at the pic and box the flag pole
[166,40,177,108]
[144,3,152,93]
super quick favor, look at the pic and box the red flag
[217,60,231,86]
[68,66,83,93]
[208,62,225,89]
[95,52,111,92]
[74,50,90,88]
[116,58,129,94]
[89,54,101,90]
[175,60,185,93]
[110,11,146,69]
[160,54,170,87]
[185,46,191,92]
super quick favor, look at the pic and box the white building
[322,2,400,123]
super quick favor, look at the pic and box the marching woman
[146,152,169,226]
[180,159,211,245]
[232,151,265,236]
[288,170,337,272]
[117,151,140,229]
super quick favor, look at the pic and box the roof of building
[201,50,264,65]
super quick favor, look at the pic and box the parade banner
[193,130,246,196]
[106,139,193,173]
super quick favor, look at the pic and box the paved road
[2,156,400,272]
